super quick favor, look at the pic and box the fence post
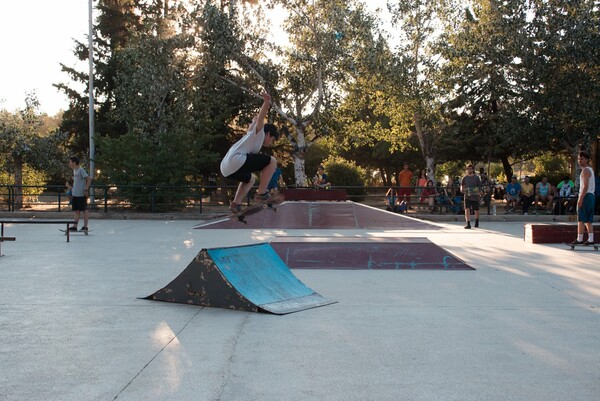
[103,186,108,213]
[151,187,157,213]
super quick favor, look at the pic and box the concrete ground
[0,213,599,401]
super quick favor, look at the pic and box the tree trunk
[289,124,309,187]
[292,155,307,187]
[414,112,436,185]
[500,154,513,182]
[425,156,435,185]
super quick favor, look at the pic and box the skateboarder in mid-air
[220,92,280,214]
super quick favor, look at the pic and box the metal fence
[0,184,497,215]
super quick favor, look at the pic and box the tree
[201,0,380,186]
[437,0,537,181]
[0,95,68,208]
[527,0,600,171]
[384,0,463,184]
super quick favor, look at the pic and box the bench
[524,223,600,244]
[0,219,77,256]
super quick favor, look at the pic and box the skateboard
[231,194,284,224]
[564,242,598,251]
[59,229,93,236]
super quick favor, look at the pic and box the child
[220,92,280,213]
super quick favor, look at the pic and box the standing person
[461,164,481,229]
[220,92,280,214]
[416,169,427,195]
[520,176,535,215]
[68,156,91,232]
[398,163,413,206]
[570,151,595,246]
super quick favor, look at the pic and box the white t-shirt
[220,121,265,177]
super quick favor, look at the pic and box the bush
[322,157,367,201]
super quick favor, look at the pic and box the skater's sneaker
[474,222,479,228]
[584,240,595,246]
[81,226,89,232]
[464,224,471,229]
[569,239,584,246]
[229,201,242,214]
[68,226,78,232]
[254,191,273,204]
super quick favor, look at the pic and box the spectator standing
[570,151,595,246]
[416,169,427,195]
[461,164,482,229]
[398,163,413,206]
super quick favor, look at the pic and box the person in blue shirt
[267,167,283,195]
[504,176,521,213]
[314,165,331,189]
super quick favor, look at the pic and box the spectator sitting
[420,180,436,211]
[504,176,521,213]
[479,171,492,207]
[313,165,331,189]
[385,187,398,212]
[555,176,576,214]
[520,176,535,215]
[435,182,454,213]
[267,167,283,195]
[535,176,554,214]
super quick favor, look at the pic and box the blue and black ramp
[144,243,336,314]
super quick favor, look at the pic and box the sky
[0,1,390,116]
[0,0,89,115]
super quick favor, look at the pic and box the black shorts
[72,196,88,211]
[464,199,479,211]
[226,154,272,183]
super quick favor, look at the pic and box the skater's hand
[261,92,271,105]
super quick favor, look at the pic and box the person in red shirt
[398,163,413,205]
[420,179,436,211]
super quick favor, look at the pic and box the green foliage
[304,141,332,181]
[322,157,367,199]
[96,131,206,211]
[49,0,598,203]
[0,164,49,198]
[532,153,570,178]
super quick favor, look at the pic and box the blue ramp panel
[145,243,336,314]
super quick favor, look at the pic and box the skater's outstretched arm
[254,92,271,134]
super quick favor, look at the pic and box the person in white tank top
[570,151,595,246]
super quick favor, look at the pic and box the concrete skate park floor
[1,212,599,401]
